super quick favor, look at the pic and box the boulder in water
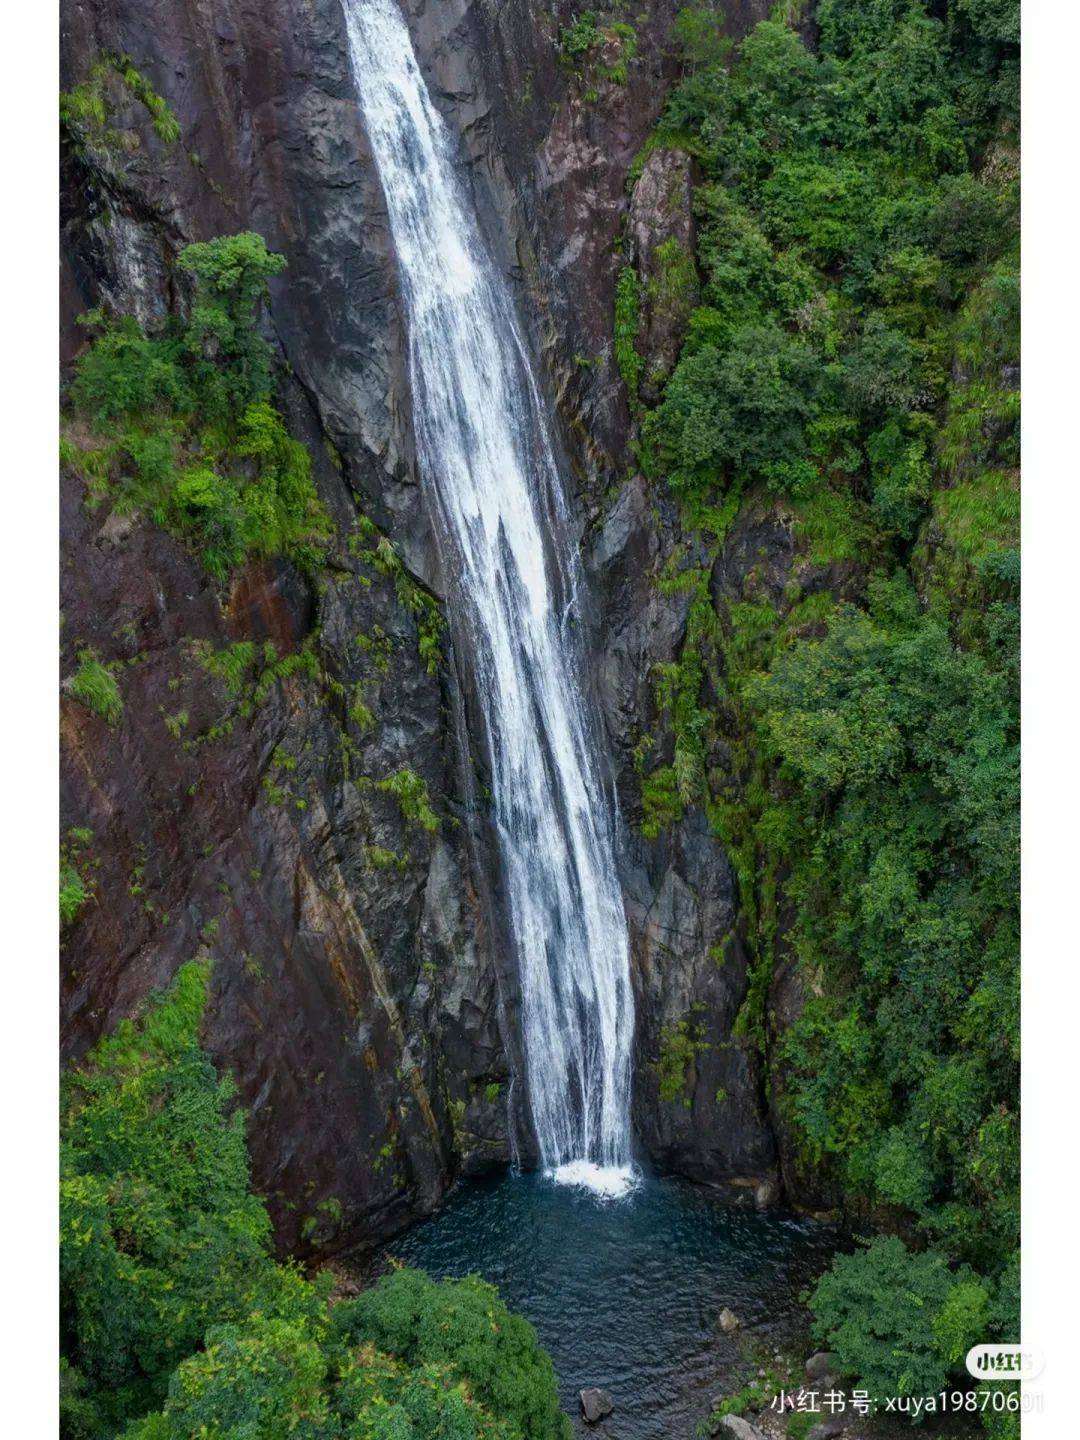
[580,1388,614,1423]
[718,1306,741,1333]
[754,1179,779,1209]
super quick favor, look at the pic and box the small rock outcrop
[626,147,696,403]
[580,1387,614,1423]
[718,1307,741,1333]
[806,1352,843,1382]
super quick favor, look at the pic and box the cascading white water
[343,0,635,1196]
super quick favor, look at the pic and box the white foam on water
[550,1160,640,1200]
[342,0,635,1177]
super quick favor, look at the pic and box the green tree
[177,232,286,416]
[810,1236,989,1399]
[60,962,317,1432]
[332,1269,572,1440]
[673,6,732,70]
[62,967,571,1440]
[654,323,818,498]
[126,1317,333,1440]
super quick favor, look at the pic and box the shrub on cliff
[61,53,181,155]
[66,232,331,581]
[176,232,286,422]
[651,322,819,498]
[68,649,123,725]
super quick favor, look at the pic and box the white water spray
[343,0,635,1196]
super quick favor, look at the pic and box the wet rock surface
[60,414,507,1251]
[626,146,695,403]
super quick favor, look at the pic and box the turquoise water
[378,1170,839,1439]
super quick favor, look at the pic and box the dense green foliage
[60,962,306,1433]
[811,1236,1005,1400]
[622,0,1019,1412]
[61,965,569,1440]
[640,2,1018,529]
[756,576,1019,1286]
[331,1269,570,1440]
[614,266,643,405]
[65,232,331,581]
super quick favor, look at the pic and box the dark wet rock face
[625,807,777,1196]
[62,0,801,1255]
[60,416,504,1252]
[626,147,695,404]
[585,481,780,1198]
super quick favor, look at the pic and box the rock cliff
[60,0,796,1256]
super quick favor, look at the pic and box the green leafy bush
[375,768,440,833]
[809,1236,990,1398]
[652,323,818,497]
[640,764,683,840]
[61,53,181,153]
[559,12,637,89]
[559,11,600,61]
[66,233,331,581]
[655,1016,709,1105]
[332,1268,571,1440]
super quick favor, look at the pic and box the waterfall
[343,0,635,1196]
